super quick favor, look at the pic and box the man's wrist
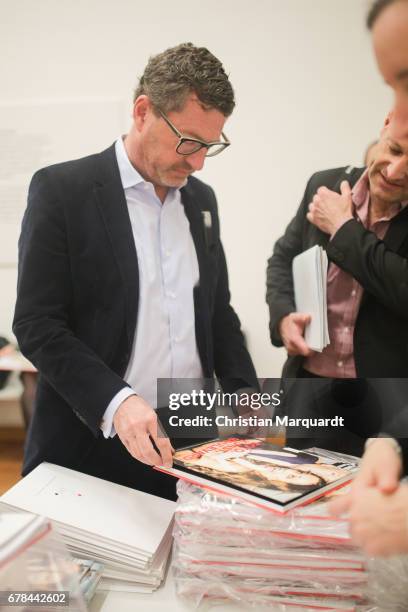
[330,216,354,238]
[101,387,137,438]
[278,313,291,339]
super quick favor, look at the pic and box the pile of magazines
[172,446,408,611]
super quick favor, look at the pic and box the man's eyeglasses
[157,108,230,157]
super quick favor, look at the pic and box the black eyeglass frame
[157,108,230,157]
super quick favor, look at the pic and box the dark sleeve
[327,218,408,319]
[400,439,408,476]
[266,176,313,346]
[13,170,130,436]
[212,241,258,393]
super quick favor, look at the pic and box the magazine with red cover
[156,437,358,513]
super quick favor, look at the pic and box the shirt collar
[351,169,370,209]
[115,136,146,189]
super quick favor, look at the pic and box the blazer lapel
[180,181,210,292]
[180,181,213,376]
[94,145,139,350]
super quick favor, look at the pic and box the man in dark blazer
[266,113,408,453]
[13,43,258,501]
[267,115,408,379]
[329,0,408,556]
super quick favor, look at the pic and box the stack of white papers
[292,245,330,352]
[1,463,175,593]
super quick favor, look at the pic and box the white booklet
[292,245,330,352]
[1,462,175,556]
[1,462,175,591]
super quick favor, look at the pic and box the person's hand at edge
[330,485,408,557]
[113,395,174,467]
[329,438,403,519]
[278,312,314,357]
[355,438,402,493]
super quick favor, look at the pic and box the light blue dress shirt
[101,137,204,438]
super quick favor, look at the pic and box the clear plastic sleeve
[173,481,408,611]
[174,481,355,548]
[0,504,87,611]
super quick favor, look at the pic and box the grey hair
[133,42,235,117]
[367,0,407,28]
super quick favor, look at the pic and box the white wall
[0,0,391,377]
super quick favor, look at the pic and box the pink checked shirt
[304,170,406,378]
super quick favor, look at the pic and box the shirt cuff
[365,436,402,455]
[101,387,136,439]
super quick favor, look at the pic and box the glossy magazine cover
[166,437,358,511]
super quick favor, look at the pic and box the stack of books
[293,245,330,352]
[160,437,375,610]
[173,483,371,610]
[1,463,175,593]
